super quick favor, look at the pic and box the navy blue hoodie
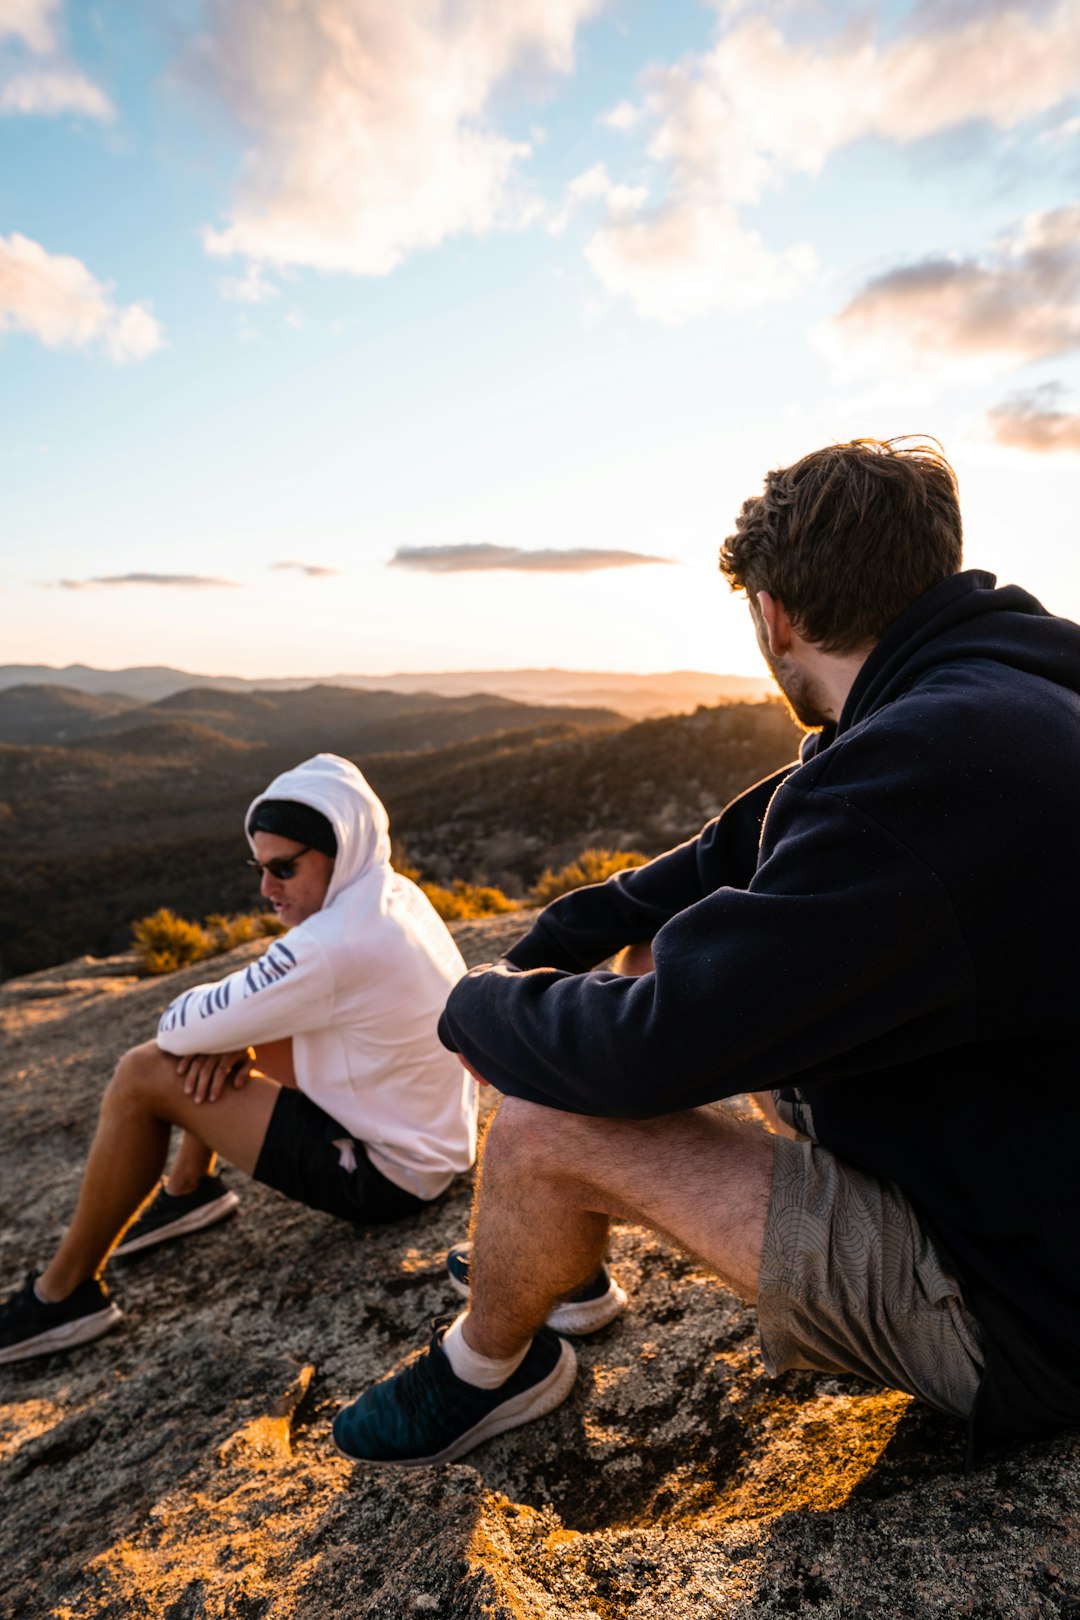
[438,571,1080,1448]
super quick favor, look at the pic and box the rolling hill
[0,686,798,979]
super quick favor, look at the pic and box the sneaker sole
[0,1302,124,1365]
[448,1271,628,1336]
[334,1337,578,1468]
[112,1191,240,1256]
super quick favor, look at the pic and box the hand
[175,1047,256,1105]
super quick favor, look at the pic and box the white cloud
[0,67,112,119]
[390,542,673,573]
[577,1,1080,323]
[271,560,340,577]
[0,232,164,362]
[586,199,815,325]
[0,0,59,53]
[196,0,605,277]
[58,573,241,590]
[0,0,113,120]
[219,263,279,304]
[820,206,1080,376]
[548,162,647,235]
[602,99,640,132]
[639,3,1080,202]
[987,383,1080,455]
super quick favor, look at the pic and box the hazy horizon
[0,657,771,683]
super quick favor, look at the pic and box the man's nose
[261,870,278,899]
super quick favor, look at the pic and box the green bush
[132,906,284,976]
[419,879,519,922]
[530,847,648,906]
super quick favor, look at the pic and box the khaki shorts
[757,1128,984,1419]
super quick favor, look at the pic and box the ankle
[34,1268,78,1304]
[163,1172,201,1197]
[443,1313,531,1388]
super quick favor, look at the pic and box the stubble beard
[762,649,831,730]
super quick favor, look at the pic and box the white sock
[441,1312,531,1389]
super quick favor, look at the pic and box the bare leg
[37,1041,284,1302]
[463,1096,776,1360]
[164,1038,297,1195]
[165,1134,215,1196]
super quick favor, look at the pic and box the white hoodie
[157,753,476,1199]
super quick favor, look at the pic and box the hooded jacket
[158,753,476,1199]
[437,572,1080,1445]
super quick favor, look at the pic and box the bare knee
[482,1097,613,1187]
[107,1040,177,1108]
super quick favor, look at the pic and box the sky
[1,0,1078,681]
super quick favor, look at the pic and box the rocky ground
[1,919,1078,1618]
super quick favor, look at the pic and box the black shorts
[253,1087,433,1226]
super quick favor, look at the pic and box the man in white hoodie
[0,753,477,1363]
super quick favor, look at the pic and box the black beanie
[247,798,337,858]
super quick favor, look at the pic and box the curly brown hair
[719,437,963,652]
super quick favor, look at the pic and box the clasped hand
[175,1047,256,1105]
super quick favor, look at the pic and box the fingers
[181,1049,255,1104]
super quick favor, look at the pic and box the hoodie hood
[838,569,1080,737]
[246,753,391,912]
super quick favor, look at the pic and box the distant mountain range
[0,663,772,720]
[0,677,797,979]
[0,682,621,751]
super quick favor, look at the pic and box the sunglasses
[246,846,313,882]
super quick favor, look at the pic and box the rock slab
[1,921,1078,1618]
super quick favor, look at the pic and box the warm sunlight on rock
[0,1397,70,1463]
[694,1387,912,1529]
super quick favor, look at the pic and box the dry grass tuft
[131,907,285,976]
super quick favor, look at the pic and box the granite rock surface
[1,918,1077,1618]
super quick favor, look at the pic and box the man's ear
[756,590,794,657]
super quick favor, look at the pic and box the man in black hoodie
[334,437,1080,1469]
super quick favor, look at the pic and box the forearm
[157,938,331,1054]
[505,763,795,974]
[440,789,974,1117]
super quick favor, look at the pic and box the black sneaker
[0,1274,123,1364]
[333,1321,577,1466]
[112,1174,240,1257]
[446,1242,628,1335]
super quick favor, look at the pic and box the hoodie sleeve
[437,781,976,1116]
[504,763,796,973]
[156,932,335,1054]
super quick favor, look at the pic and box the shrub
[131,908,212,975]
[132,907,284,976]
[204,911,285,952]
[530,847,648,906]
[419,879,519,922]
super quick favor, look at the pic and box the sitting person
[332,438,1080,1469]
[0,752,476,1362]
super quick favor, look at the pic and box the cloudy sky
[2,0,1078,679]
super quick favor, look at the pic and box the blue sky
[1,0,1079,679]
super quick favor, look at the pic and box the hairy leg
[164,1037,297,1194]
[463,1097,776,1360]
[37,1041,284,1300]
